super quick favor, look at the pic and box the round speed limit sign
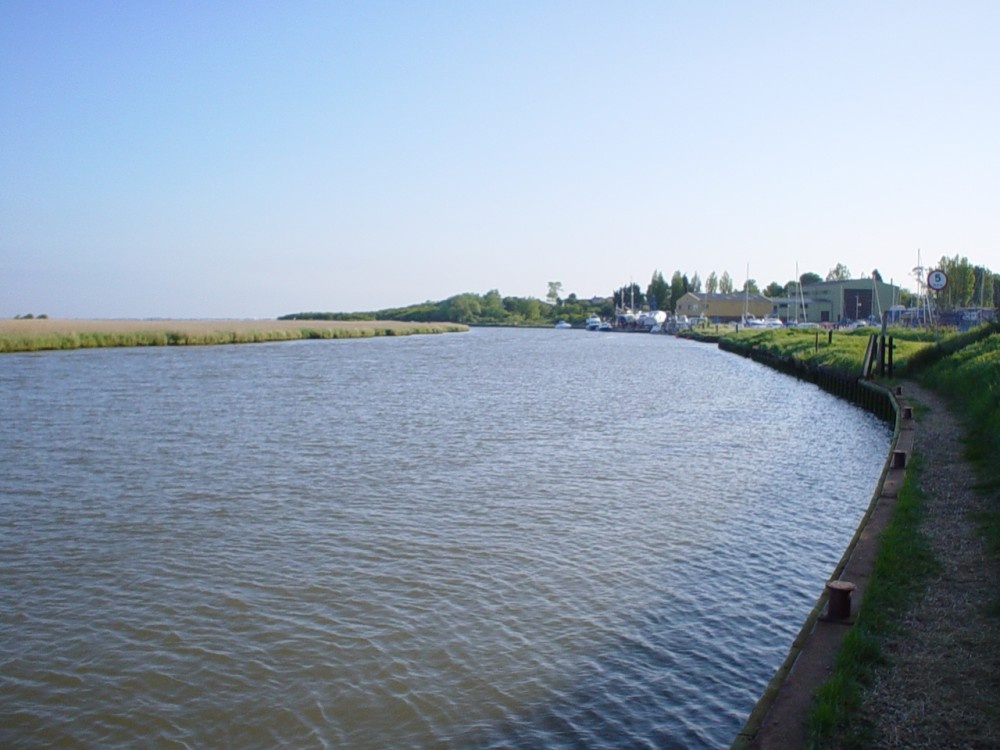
[927,270,948,291]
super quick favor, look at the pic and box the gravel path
[859,381,1000,748]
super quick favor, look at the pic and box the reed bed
[0,319,468,353]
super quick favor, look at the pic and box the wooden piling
[825,580,857,620]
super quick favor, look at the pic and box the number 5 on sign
[927,270,948,291]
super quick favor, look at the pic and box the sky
[2,1,999,319]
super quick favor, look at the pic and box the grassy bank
[0,319,468,353]
[804,328,1000,748]
[919,330,1000,582]
[704,326,936,373]
[805,455,938,748]
[684,323,998,376]
[705,322,1000,747]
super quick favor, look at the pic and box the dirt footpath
[858,381,1000,749]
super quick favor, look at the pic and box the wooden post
[826,581,856,620]
[862,334,878,378]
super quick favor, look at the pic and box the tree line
[281,257,996,325]
[931,255,998,311]
[628,257,996,315]
[617,268,830,314]
[280,290,613,326]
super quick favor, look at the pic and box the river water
[0,327,890,748]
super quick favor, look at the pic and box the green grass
[805,455,939,749]
[920,330,1000,600]
[708,323,999,376]
[715,326,936,373]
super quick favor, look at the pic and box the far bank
[0,319,468,353]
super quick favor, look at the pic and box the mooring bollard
[892,450,907,468]
[902,406,913,420]
[826,580,856,620]
[894,385,903,395]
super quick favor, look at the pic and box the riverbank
[726,325,1000,748]
[855,381,1000,748]
[733,382,913,748]
[0,319,468,352]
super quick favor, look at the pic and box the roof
[681,292,772,302]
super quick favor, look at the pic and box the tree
[506,296,541,322]
[481,289,506,321]
[614,282,644,310]
[742,278,760,294]
[800,272,822,285]
[937,255,975,310]
[706,271,719,294]
[669,271,688,312]
[719,271,734,294]
[826,263,851,282]
[689,272,702,294]
[546,281,563,304]
[647,270,670,311]
[764,281,785,297]
[445,293,482,323]
[972,266,995,308]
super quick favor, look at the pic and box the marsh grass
[0,319,467,352]
[806,455,938,749]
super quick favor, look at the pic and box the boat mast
[871,274,882,324]
[798,271,808,323]
[743,263,750,323]
[912,248,934,328]
[794,262,802,324]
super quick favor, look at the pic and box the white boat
[554,320,573,329]
[585,314,602,330]
[615,310,639,329]
[637,310,667,331]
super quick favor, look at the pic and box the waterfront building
[793,278,900,324]
[674,292,772,322]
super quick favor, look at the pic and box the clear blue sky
[2,1,998,318]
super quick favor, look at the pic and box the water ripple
[0,331,890,748]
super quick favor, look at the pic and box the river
[0,327,890,748]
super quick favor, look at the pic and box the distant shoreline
[0,319,468,353]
